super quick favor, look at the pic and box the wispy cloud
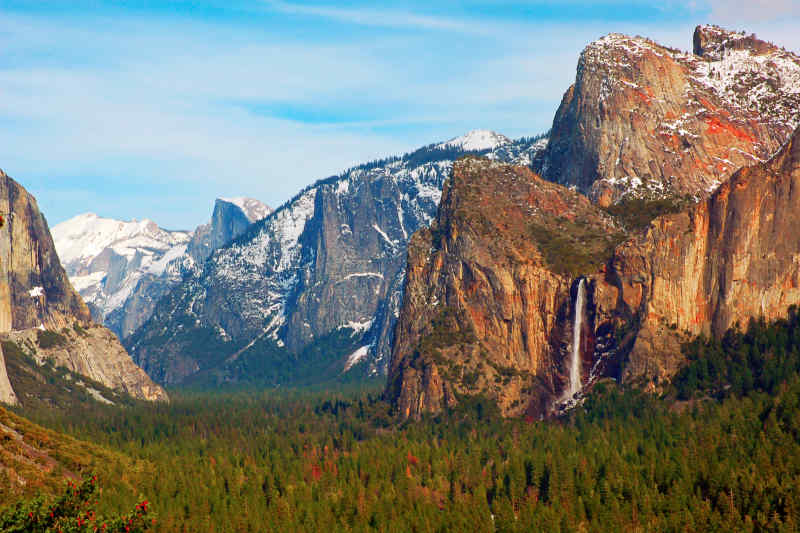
[0,2,797,229]
[264,0,489,34]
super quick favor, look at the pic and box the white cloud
[264,0,493,34]
[1,4,797,229]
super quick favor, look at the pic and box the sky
[0,1,798,229]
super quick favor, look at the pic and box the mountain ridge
[126,131,546,386]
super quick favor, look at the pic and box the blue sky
[0,1,798,229]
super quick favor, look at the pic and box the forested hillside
[4,310,800,532]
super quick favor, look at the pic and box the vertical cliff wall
[387,158,622,418]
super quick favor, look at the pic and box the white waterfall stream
[568,278,586,398]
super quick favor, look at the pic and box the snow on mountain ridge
[217,197,272,223]
[128,133,549,384]
[438,129,511,151]
[53,213,191,268]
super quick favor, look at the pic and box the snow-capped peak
[52,213,191,267]
[217,197,272,223]
[438,129,511,152]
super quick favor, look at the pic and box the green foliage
[0,476,154,532]
[71,323,89,338]
[4,372,800,532]
[416,306,477,361]
[6,310,800,531]
[36,330,67,350]
[528,217,625,277]
[604,196,692,232]
[673,306,800,401]
[188,327,369,389]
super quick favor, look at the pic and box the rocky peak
[693,24,776,60]
[539,25,800,206]
[186,197,269,265]
[217,197,271,223]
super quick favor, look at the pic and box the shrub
[36,330,68,349]
[0,476,155,532]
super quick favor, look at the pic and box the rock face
[3,326,168,402]
[386,158,622,419]
[608,126,800,386]
[0,344,17,405]
[53,197,270,339]
[0,169,166,404]
[539,25,800,205]
[186,198,272,264]
[387,127,800,418]
[0,170,91,332]
[127,132,548,385]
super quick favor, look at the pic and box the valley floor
[2,371,800,532]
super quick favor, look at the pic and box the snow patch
[438,130,511,151]
[343,345,370,372]
[218,197,272,222]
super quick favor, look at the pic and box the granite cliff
[386,158,623,418]
[388,126,800,418]
[607,126,800,387]
[539,25,800,205]
[0,170,166,404]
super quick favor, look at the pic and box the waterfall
[569,278,586,398]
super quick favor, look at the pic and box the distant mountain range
[52,197,271,339]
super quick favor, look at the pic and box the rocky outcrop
[539,25,800,206]
[0,344,17,405]
[0,170,166,404]
[386,158,622,419]
[0,170,92,332]
[186,197,271,264]
[607,127,800,386]
[3,325,168,402]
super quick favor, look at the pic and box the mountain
[386,157,622,418]
[186,197,273,265]
[53,197,270,339]
[388,126,800,419]
[126,131,546,386]
[0,169,166,405]
[387,26,800,419]
[538,25,800,206]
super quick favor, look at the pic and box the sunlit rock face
[539,25,800,206]
[387,158,621,419]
